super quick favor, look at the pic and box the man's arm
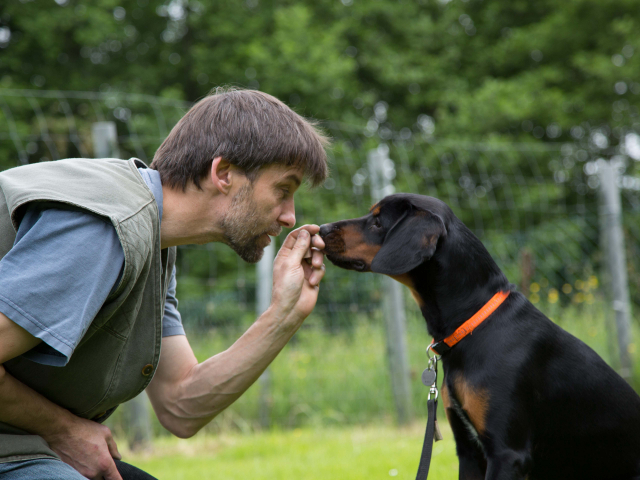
[0,312,123,480]
[146,225,326,438]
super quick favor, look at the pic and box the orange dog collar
[430,291,510,355]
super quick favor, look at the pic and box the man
[0,88,329,479]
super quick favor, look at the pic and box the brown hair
[151,87,330,190]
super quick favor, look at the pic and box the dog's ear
[371,208,446,275]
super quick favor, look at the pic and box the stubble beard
[221,183,282,263]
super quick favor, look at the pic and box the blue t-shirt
[0,167,184,367]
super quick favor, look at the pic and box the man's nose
[278,199,296,228]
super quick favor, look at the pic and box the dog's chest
[443,375,491,452]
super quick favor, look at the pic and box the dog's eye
[371,218,382,229]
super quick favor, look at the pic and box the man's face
[221,165,302,263]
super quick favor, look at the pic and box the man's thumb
[291,229,311,262]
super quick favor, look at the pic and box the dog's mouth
[320,232,345,254]
[320,224,371,272]
[324,253,369,272]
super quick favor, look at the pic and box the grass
[121,422,460,480]
[107,296,640,478]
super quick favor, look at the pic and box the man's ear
[371,209,446,275]
[211,157,233,195]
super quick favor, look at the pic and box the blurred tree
[2,0,639,142]
[2,0,640,327]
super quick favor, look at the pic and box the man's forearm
[148,226,326,438]
[149,306,303,438]
[0,364,77,438]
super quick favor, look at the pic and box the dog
[319,193,640,480]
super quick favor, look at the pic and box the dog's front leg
[448,411,486,480]
[442,383,487,479]
[484,450,531,480]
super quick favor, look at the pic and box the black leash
[415,348,442,480]
[115,459,159,480]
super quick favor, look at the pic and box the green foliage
[2,0,640,138]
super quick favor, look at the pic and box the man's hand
[45,414,122,480]
[271,224,326,321]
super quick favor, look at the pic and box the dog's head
[319,194,449,275]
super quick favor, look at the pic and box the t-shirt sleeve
[0,204,124,366]
[162,265,185,337]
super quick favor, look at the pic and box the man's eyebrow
[281,174,302,187]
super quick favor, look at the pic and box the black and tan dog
[319,193,640,480]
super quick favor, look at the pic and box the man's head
[153,88,330,262]
[151,87,329,191]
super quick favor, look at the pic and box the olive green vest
[0,158,176,463]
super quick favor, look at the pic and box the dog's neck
[407,223,510,341]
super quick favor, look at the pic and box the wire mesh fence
[2,89,640,433]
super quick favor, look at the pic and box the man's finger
[311,249,324,268]
[310,234,325,251]
[106,436,122,461]
[309,264,326,287]
[288,229,311,264]
[101,459,123,480]
[280,225,319,251]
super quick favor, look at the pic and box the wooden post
[368,145,413,425]
[519,248,534,298]
[91,122,120,159]
[257,242,275,428]
[92,122,152,449]
[598,159,634,381]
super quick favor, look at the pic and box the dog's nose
[319,223,335,239]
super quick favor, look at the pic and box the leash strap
[415,348,440,480]
[115,459,158,480]
[415,399,437,480]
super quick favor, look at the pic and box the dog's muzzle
[319,224,345,254]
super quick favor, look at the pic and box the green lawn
[122,423,459,480]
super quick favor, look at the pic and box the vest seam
[95,324,127,341]
[110,211,155,298]
[138,235,162,394]
[6,196,148,231]
[108,222,133,299]
[123,159,159,224]
[117,200,155,224]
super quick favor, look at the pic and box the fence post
[368,145,413,425]
[92,122,152,449]
[257,241,276,428]
[598,159,634,381]
[91,122,120,159]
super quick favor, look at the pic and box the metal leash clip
[422,346,440,400]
